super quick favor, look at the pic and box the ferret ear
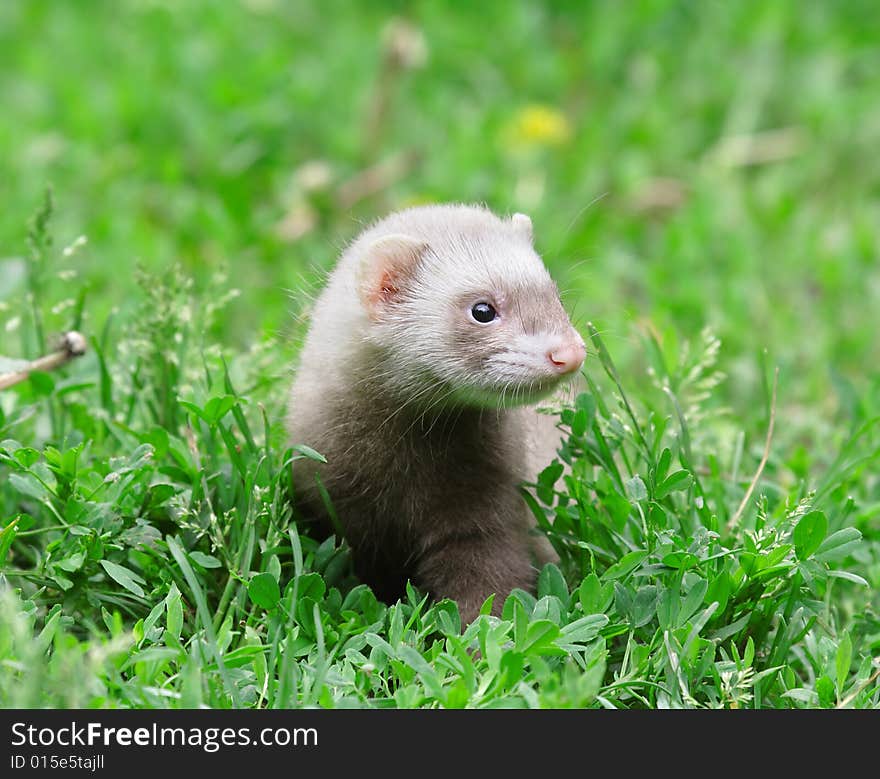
[510,212,534,244]
[358,234,428,319]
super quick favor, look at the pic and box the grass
[1,0,878,708]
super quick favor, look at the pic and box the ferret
[287,204,586,623]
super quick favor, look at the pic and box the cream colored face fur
[356,205,585,408]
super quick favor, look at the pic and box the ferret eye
[470,302,498,324]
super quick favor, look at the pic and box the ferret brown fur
[287,204,585,622]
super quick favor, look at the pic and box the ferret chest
[329,398,524,516]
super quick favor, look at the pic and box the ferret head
[356,206,586,408]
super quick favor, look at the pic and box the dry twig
[0,331,87,391]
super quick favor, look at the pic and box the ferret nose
[547,340,586,374]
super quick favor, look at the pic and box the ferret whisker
[558,257,594,275]
[554,192,609,250]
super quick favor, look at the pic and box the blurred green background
[1,0,878,428]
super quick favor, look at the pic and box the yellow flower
[504,104,573,149]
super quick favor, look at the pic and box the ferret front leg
[414,530,536,624]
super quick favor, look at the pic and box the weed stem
[726,368,779,533]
